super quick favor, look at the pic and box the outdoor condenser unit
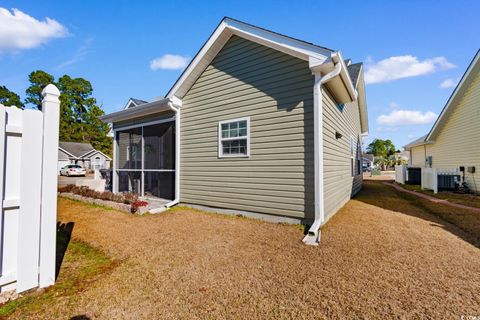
[437,174,461,190]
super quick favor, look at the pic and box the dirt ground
[11,182,480,319]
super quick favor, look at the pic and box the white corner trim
[217,117,250,158]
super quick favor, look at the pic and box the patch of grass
[0,238,114,318]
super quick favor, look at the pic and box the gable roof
[84,149,112,161]
[347,63,363,89]
[102,17,368,134]
[166,17,335,100]
[124,97,148,110]
[426,49,480,141]
[59,141,95,158]
[403,135,428,150]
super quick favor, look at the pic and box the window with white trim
[218,118,250,157]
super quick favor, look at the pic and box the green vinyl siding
[180,35,314,219]
[322,88,363,221]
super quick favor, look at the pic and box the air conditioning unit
[438,174,461,190]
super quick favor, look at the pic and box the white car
[60,164,86,177]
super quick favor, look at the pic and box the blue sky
[0,0,478,149]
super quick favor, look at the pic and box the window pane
[230,122,239,137]
[222,139,247,155]
[239,127,247,137]
[144,171,174,200]
[118,171,141,194]
[144,122,175,169]
[116,128,142,169]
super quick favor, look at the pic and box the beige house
[101,18,368,244]
[404,49,480,192]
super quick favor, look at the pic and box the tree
[25,70,55,110]
[0,86,24,109]
[24,70,112,157]
[57,75,112,156]
[367,139,396,158]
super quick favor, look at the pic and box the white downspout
[165,102,180,208]
[303,61,342,246]
[151,101,180,213]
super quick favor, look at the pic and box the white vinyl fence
[0,85,60,293]
[395,165,407,184]
[421,167,438,194]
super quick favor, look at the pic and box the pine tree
[0,86,24,109]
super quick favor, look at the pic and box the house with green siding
[101,18,368,245]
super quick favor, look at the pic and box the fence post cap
[41,84,60,97]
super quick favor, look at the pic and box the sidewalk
[386,182,480,213]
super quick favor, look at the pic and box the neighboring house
[101,17,368,244]
[58,141,112,172]
[362,154,374,170]
[404,49,480,192]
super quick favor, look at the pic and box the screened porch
[114,119,175,200]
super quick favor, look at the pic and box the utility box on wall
[467,166,476,173]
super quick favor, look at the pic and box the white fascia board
[426,50,480,141]
[167,18,331,100]
[226,18,330,62]
[100,98,171,123]
[166,21,230,100]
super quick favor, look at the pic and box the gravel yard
[8,181,480,319]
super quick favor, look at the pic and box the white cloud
[407,134,416,139]
[56,38,93,69]
[0,7,68,52]
[376,126,399,133]
[439,77,460,89]
[377,109,437,126]
[150,54,189,70]
[365,55,456,84]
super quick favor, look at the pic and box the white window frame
[350,136,355,177]
[218,117,250,158]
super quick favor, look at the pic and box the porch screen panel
[117,128,142,169]
[144,172,174,199]
[143,122,175,169]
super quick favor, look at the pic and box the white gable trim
[123,98,137,110]
[166,17,332,100]
[85,150,112,161]
[426,50,480,141]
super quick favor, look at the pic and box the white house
[58,141,111,172]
